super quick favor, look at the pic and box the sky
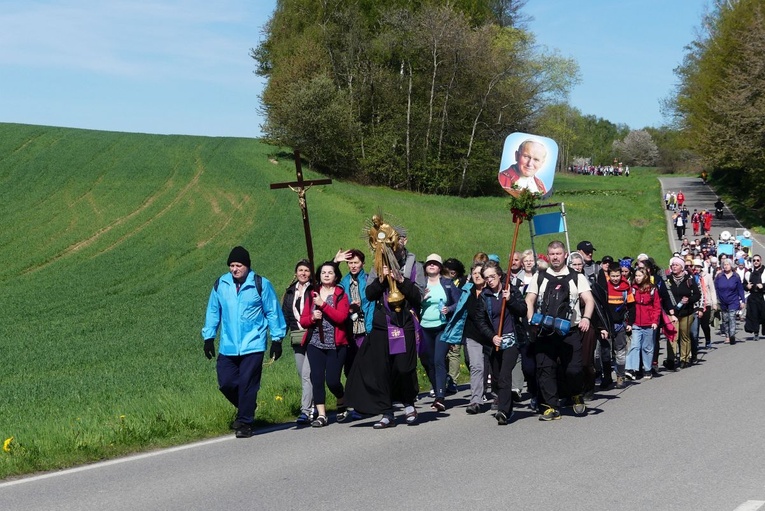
[0,0,709,139]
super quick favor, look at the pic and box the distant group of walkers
[200,226,765,437]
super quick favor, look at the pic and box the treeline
[667,0,765,214]
[254,0,584,196]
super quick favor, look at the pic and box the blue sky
[0,0,707,138]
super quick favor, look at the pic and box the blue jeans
[433,339,451,399]
[420,326,445,394]
[626,326,654,372]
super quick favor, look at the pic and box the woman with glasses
[473,261,528,424]
[568,252,585,272]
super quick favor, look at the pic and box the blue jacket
[442,282,473,344]
[339,269,375,334]
[202,270,287,356]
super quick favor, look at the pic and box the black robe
[745,266,765,334]
[345,276,422,415]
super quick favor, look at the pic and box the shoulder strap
[215,275,263,295]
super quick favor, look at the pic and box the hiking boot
[495,411,514,425]
[572,395,586,416]
[538,406,561,421]
[466,403,480,415]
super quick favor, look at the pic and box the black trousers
[489,346,519,415]
[535,329,584,409]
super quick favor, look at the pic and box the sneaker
[431,398,446,412]
[642,373,653,380]
[511,389,522,402]
[295,413,311,425]
[235,424,254,438]
[615,376,625,389]
[495,411,513,425]
[336,409,349,423]
[350,410,364,420]
[539,406,561,421]
[428,389,436,398]
[529,397,539,413]
[572,395,586,416]
[583,390,594,402]
[445,379,458,394]
[466,403,480,415]
[230,419,244,430]
[624,370,636,381]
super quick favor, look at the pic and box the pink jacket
[299,286,350,347]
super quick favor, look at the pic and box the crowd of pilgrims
[568,164,629,176]
[282,229,765,429]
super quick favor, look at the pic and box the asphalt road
[659,176,765,255]
[3,176,765,511]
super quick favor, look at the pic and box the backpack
[535,270,578,322]
[442,283,473,344]
[215,273,263,296]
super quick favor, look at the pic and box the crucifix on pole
[270,149,332,278]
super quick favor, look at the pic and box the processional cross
[270,150,332,276]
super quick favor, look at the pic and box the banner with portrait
[498,133,558,198]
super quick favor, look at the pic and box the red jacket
[629,284,662,327]
[299,286,350,347]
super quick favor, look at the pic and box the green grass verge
[0,123,671,478]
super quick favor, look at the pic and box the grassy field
[0,122,672,478]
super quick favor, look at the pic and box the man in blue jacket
[202,246,287,438]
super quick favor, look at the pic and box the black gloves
[203,339,215,360]
[269,341,283,361]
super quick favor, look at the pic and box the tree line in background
[667,0,765,215]
[256,0,612,196]
[252,0,702,197]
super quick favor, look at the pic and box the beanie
[227,246,251,268]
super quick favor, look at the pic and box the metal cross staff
[269,149,332,277]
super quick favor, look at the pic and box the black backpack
[535,270,578,321]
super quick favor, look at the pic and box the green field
[0,122,671,478]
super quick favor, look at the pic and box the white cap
[425,253,443,266]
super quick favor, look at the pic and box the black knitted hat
[227,246,251,267]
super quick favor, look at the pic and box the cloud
[0,0,261,82]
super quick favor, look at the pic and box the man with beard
[744,255,765,341]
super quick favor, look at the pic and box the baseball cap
[577,241,596,253]
[425,253,443,267]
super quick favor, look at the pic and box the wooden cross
[270,150,332,276]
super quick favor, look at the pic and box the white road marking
[0,435,234,488]
[733,500,765,511]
